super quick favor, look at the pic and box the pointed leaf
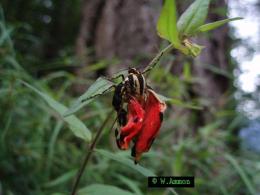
[177,0,210,36]
[197,17,243,32]
[43,170,77,188]
[78,184,134,195]
[224,154,256,195]
[157,0,180,46]
[64,77,115,117]
[22,81,91,141]
[116,175,143,195]
[95,149,156,177]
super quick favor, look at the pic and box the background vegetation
[1,0,259,195]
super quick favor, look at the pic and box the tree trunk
[192,0,231,124]
[75,0,104,65]
[76,0,233,126]
[75,0,161,71]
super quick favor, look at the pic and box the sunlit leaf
[157,0,180,46]
[64,77,115,117]
[22,81,92,141]
[95,149,156,177]
[197,17,243,32]
[177,0,210,36]
[78,184,134,195]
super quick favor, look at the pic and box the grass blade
[224,154,256,195]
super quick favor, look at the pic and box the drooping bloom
[116,97,145,150]
[132,89,166,163]
[116,89,166,163]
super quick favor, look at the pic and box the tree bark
[75,0,104,65]
[76,0,233,126]
[75,0,161,71]
[192,0,231,123]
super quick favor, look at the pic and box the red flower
[116,97,145,150]
[116,89,166,163]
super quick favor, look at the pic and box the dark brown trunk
[75,0,161,72]
[75,0,104,65]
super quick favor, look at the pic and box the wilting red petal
[132,89,166,163]
[117,97,145,150]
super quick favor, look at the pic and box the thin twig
[143,44,174,74]
[70,43,175,195]
[71,110,116,195]
[144,44,179,195]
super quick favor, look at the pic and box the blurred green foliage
[0,1,259,195]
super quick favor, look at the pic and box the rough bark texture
[75,0,104,65]
[76,0,161,69]
[95,0,160,64]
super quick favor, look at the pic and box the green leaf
[43,170,77,188]
[169,98,203,110]
[78,184,134,195]
[112,69,128,80]
[172,147,184,176]
[22,81,91,141]
[156,94,203,110]
[64,77,115,117]
[177,0,210,36]
[183,40,205,57]
[198,63,234,79]
[183,62,191,81]
[116,175,143,195]
[199,121,222,137]
[95,149,156,177]
[51,193,66,195]
[224,154,256,195]
[197,17,243,32]
[157,0,180,46]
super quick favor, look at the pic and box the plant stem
[143,44,174,74]
[70,44,175,195]
[71,110,116,195]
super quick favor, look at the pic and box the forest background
[1,0,260,194]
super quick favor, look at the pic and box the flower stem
[143,44,174,74]
[70,43,174,195]
[71,110,116,195]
